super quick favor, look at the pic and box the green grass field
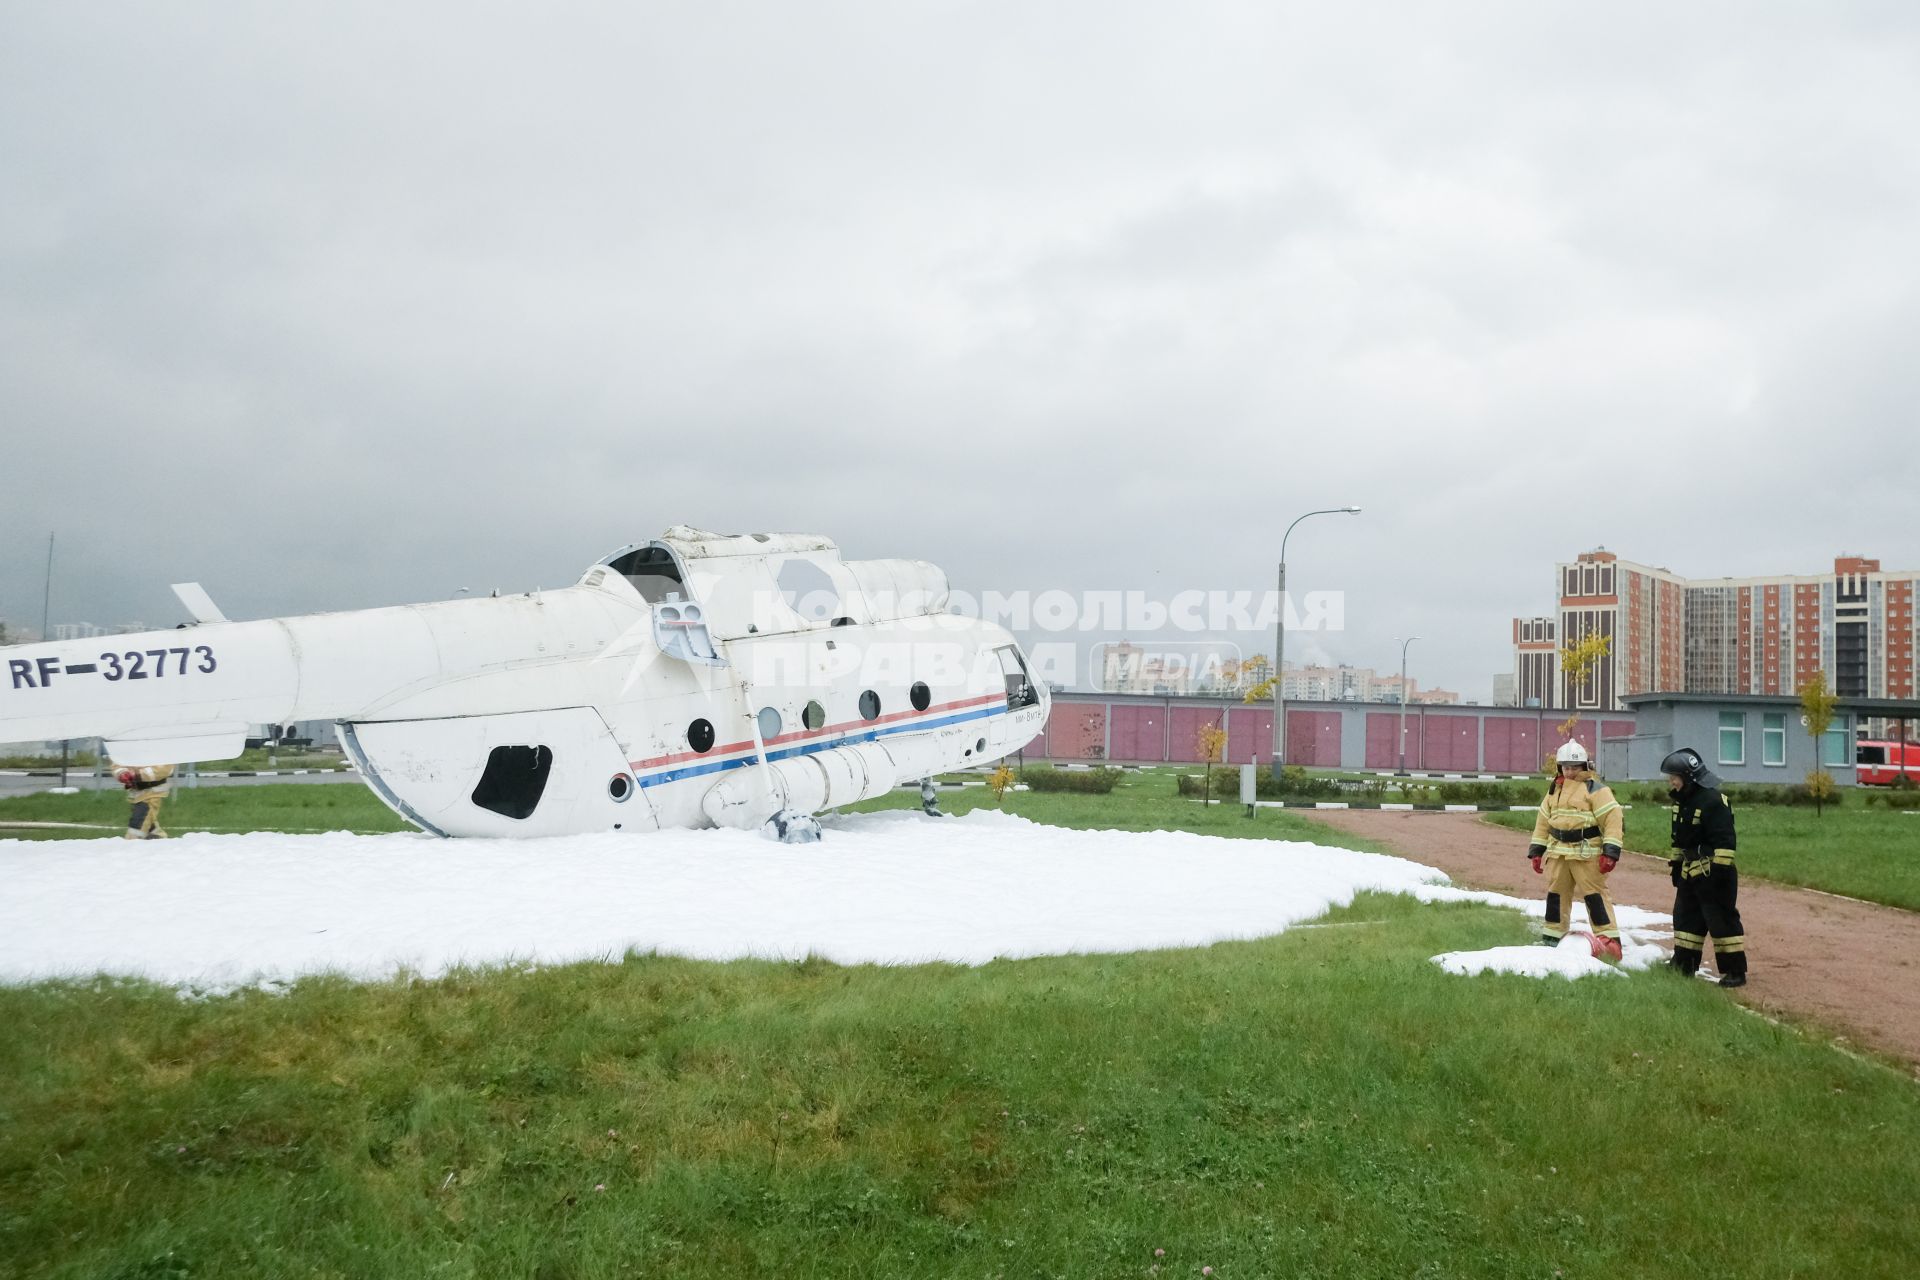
[0,769,1360,848]
[864,769,1392,846]
[0,783,411,840]
[200,748,349,773]
[0,752,100,770]
[0,749,345,774]
[4,776,1920,1277]
[1482,805,1920,912]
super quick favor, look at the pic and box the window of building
[1762,713,1786,766]
[1822,727,1849,767]
[1717,712,1745,765]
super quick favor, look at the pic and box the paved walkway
[1302,809,1920,1073]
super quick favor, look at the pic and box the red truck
[1855,740,1920,786]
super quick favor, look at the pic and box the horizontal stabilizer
[105,724,249,766]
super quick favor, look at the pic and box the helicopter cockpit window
[606,545,686,605]
[471,745,554,820]
[997,645,1039,709]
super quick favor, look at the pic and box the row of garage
[1024,693,1635,775]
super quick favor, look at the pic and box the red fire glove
[1527,842,1544,875]
[1599,852,1619,874]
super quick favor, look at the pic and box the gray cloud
[3,2,1917,697]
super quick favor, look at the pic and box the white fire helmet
[1555,740,1590,767]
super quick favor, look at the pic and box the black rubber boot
[1719,973,1747,989]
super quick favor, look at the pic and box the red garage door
[1365,713,1398,770]
[1485,717,1546,773]
[1109,705,1168,762]
[1420,715,1479,772]
[1169,705,1230,763]
[1228,707,1273,765]
[1285,710,1342,767]
[1045,704,1107,760]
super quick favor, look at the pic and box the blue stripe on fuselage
[638,702,1007,788]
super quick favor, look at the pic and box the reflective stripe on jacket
[127,763,175,797]
[1670,783,1736,858]
[1529,769,1624,859]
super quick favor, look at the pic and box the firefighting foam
[0,810,1672,992]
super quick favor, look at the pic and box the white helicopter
[0,527,1050,841]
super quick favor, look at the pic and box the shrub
[1437,780,1538,807]
[1173,767,1337,801]
[1800,771,1840,813]
[1178,768,1266,800]
[1019,765,1121,794]
[1280,766,1341,798]
[1719,781,1843,808]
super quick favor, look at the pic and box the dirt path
[1303,809,1920,1073]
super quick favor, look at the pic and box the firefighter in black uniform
[1662,747,1747,987]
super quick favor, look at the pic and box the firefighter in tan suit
[115,763,175,839]
[1527,741,1625,960]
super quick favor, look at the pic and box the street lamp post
[1272,506,1362,776]
[41,533,70,790]
[1396,635,1421,775]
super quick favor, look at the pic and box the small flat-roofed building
[1614,692,1920,786]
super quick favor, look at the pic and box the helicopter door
[996,645,1039,710]
[992,644,1039,748]
[347,706,656,837]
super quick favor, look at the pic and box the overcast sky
[3,2,1917,699]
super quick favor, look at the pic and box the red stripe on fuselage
[627,691,1005,771]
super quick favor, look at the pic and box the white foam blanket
[0,809,1668,991]
[1431,931,1671,980]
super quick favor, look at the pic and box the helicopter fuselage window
[472,745,554,820]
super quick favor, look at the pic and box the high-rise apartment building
[1512,615,1558,708]
[1511,550,1919,710]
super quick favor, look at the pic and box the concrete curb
[1205,799,1636,813]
